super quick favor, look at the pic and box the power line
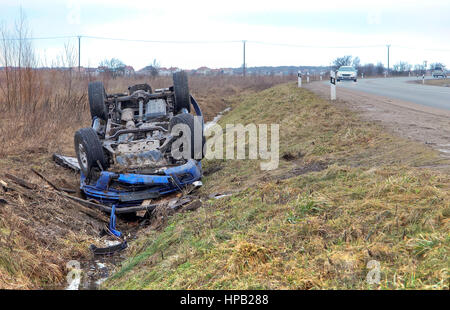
[81,36,241,44]
[2,35,450,52]
[1,35,77,41]
[248,41,386,49]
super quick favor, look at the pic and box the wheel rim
[78,143,88,171]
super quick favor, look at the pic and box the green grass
[104,82,449,290]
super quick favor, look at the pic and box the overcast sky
[1,0,449,70]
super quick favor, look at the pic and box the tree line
[333,55,446,76]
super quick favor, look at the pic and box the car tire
[337,79,340,82]
[74,127,109,176]
[169,113,205,160]
[173,71,191,114]
[88,81,108,120]
[354,79,357,82]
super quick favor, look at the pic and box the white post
[297,71,302,87]
[320,73,323,81]
[384,71,387,78]
[422,74,425,84]
[409,71,411,77]
[306,72,310,83]
[361,73,364,79]
[330,70,336,101]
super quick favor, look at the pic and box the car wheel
[169,113,205,160]
[337,79,340,82]
[88,81,108,120]
[173,71,191,114]
[354,79,357,82]
[74,127,108,176]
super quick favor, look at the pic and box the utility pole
[387,44,390,76]
[243,40,246,77]
[78,36,81,72]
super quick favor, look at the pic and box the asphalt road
[334,77,450,111]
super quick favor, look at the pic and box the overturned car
[74,71,205,208]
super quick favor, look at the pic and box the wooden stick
[31,168,60,191]
[5,173,38,190]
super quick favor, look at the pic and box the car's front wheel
[74,127,109,176]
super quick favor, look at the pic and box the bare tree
[99,58,126,79]
[376,62,385,75]
[147,58,160,77]
[352,56,360,69]
[0,8,37,113]
[333,55,353,69]
[429,62,445,70]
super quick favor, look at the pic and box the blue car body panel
[80,159,202,207]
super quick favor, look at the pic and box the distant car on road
[337,66,357,82]
[432,66,447,78]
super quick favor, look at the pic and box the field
[103,83,449,290]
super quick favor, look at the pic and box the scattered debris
[90,241,128,256]
[52,154,81,172]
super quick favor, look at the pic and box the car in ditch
[336,66,357,82]
[432,66,447,78]
[74,71,205,208]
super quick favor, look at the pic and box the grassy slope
[105,83,449,289]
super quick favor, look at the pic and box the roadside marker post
[361,73,364,79]
[422,74,425,84]
[297,71,302,87]
[330,71,336,101]
[306,72,310,83]
[320,73,323,81]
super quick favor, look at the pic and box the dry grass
[410,78,450,87]
[105,83,449,290]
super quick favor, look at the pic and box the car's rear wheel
[74,127,108,176]
[88,81,108,120]
[169,113,205,160]
[173,71,191,114]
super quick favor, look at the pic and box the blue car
[74,71,205,209]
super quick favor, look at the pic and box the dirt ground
[305,81,450,168]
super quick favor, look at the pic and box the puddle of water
[64,238,129,290]
[204,107,231,131]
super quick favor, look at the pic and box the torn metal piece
[90,241,128,256]
[53,154,81,172]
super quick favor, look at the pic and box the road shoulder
[305,81,450,166]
